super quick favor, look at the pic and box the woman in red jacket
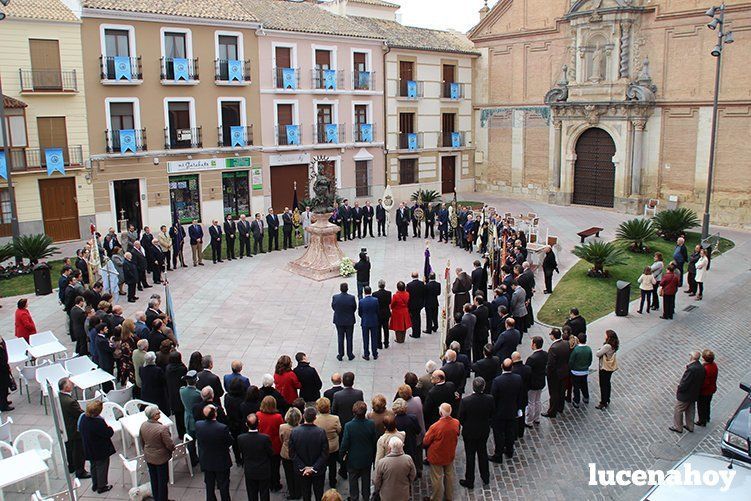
[257,395,284,492]
[14,298,36,342]
[389,281,411,344]
[696,349,718,427]
[659,264,680,320]
[273,355,301,404]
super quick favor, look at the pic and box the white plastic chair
[64,356,97,376]
[96,382,133,406]
[0,439,17,458]
[32,478,80,501]
[101,402,125,444]
[119,453,148,489]
[4,338,31,366]
[644,198,659,217]
[123,399,151,416]
[13,429,58,477]
[29,331,58,347]
[35,364,69,413]
[0,415,13,443]
[169,434,194,484]
[16,361,51,404]
[77,394,103,410]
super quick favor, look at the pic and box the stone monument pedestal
[287,212,345,281]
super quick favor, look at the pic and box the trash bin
[615,280,630,317]
[33,263,52,296]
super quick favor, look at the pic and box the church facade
[470,0,751,228]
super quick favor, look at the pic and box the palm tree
[572,241,627,277]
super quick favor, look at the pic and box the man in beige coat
[139,405,175,501]
[373,437,416,500]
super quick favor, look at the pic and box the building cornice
[81,8,262,30]
[258,28,384,44]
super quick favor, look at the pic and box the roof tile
[0,0,79,23]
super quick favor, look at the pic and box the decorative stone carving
[632,118,647,131]
[619,23,631,78]
[584,104,604,124]
[626,57,657,102]
[544,65,570,104]
[287,212,345,281]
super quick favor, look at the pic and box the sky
[394,0,500,33]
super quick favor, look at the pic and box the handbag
[603,352,618,372]
[657,286,664,297]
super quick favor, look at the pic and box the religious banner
[227,59,243,82]
[286,124,300,145]
[451,132,462,148]
[358,71,371,89]
[450,82,460,100]
[359,123,373,143]
[407,133,418,151]
[173,58,190,81]
[119,129,136,153]
[323,69,337,90]
[230,126,245,147]
[282,68,297,89]
[324,124,339,143]
[0,151,6,180]
[406,80,417,98]
[113,56,132,81]
[45,148,65,176]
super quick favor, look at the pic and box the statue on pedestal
[382,185,395,236]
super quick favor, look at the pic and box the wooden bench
[577,226,603,243]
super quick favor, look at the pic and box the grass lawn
[537,231,735,327]
[0,258,72,298]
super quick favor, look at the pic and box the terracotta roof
[3,95,28,109]
[358,17,478,55]
[82,0,260,22]
[348,0,400,8]
[0,0,79,22]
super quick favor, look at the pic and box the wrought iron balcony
[353,123,375,143]
[8,145,83,171]
[160,57,199,82]
[398,132,424,150]
[311,68,343,90]
[274,67,300,89]
[164,127,202,149]
[214,59,251,82]
[398,79,423,98]
[217,125,253,147]
[353,70,375,91]
[275,125,302,146]
[100,56,143,82]
[313,124,345,144]
[19,69,77,92]
[105,129,147,153]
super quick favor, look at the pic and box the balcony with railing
[100,56,143,84]
[353,123,375,143]
[160,57,199,83]
[353,70,375,91]
[398,132,424,150]
[398,79,423,99]
[311,68,343,91]
[441,82,465,100]
[217,125,253,147]
[164,127,202,149]
[8,145,83,171]
[439,131,467,149]
[214,59,251,84]
[19,69,77,93]
[105,129,147,154]
[313,124,345,145]
[274,67,300,90]
[275,125,302,146]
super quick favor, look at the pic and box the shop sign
[251,167,263,190]
[167,156,252,174]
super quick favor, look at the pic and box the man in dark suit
[340,200,352,241]
[250,213,265,254]
[492,318,520,362]
[458,378,494,489]
[489,288,509,339]
[129,241,150,290]
[395,202,409,241]
[563,308,587,337]
[236,214,252,258]
[542,246,558,293]
[490,359,523,461]
[358,286,380,360]
[410,201,421,238]
[517,263,536,330]
[441,350,466,395]
[188,219,204,266]
[266,208,280,251]
[223,214,236,260]
[542,328,570,418]
[375,199,386,237]
[511,352,532,437]
[437,204,449,243]
[424,272,441,334]
[294,352,323,403]
[331,283,357,361]
[352,202,362,239]
[472,344,500,395]
[471,260,486,297]
[524,336,548,427]
[289,407,330,501]
[208,220,223,263]
[195,405,233,501]
[331,372,364,428]
[471,295,490,363]
[446,315,468,354]
[406,272,426,339]
[425,202,436,239]
[670,351,706,434]
[282,207,294,250]
[323,373,343,403]
[123,252,139,303]
[58,378,90,479]
[362,201,375,238]
[372,280,392,349]
[197,355,224,406]
[238,413,273,501]
[423,370,458,426]
[70,296,88,355]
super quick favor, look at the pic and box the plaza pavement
[0,193,749,500]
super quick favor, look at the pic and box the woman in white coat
[694,248,709,300]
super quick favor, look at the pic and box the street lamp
[702,3,734,239]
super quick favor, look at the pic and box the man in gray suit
[510,281,527,334]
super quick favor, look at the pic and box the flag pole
[440,259,451,358]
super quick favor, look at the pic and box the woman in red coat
[257,395,284,491]
[696,349,718,426]
[389,281,411,344]
[273,355,301,404]
[14,298,36,342]
[659,264,680,320]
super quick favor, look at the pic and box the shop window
[169,174,201,223]
[222,171,250,218]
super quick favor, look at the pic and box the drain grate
[683,305,698,312]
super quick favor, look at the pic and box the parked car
[720,381,751,463]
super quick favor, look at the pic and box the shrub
[410,189,441,204]
[0,243,14,264]
[652,208,699,241]
[13,234,59,266]
[572,241,627,277]
[615,218,656,253]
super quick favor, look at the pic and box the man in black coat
[352,202,362,239]
[670,351,706,434]
[372,280,392,349]
[250,213,265,255]
[282,207,294,250]
[58,378,90,479]
[446,316,468,355]
[488,288,508,337]
[208,220,223,263]
[83,282,102,310]
[70,297,88,355]
[406,272,426,339]
[395,203,409,241]
[511,352,532,438]
[323,373,343,403]
[129,241,150,290]
[266,208,280,251]
[490,360,523,461]
[423,370,458,426]
[195,405,234,501]
[339,200,352,241]
[472,344,500,395]
[441,350,466,395]
[223,215,237,260]
[375,199,386,237]
[289,408,329,501]
[123,253,139,302]
[492,318,520,362]
[471,260,486,297]
[294,352,323,403]
[470,295,490,363]
[331,372,364,427]
[524,336,548,427]
[542,246,558,293]
[362,201,375,238]
[542,328,570,418]
[410,201,421,237]
[424,272,441,334]
[458,378,494,489]
[563,308,587,336]
[237,214,252,258]
[238,413,273,501]
[197,355,224,405]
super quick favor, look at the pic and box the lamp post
[0,0,22,241]
[702,3,734,239]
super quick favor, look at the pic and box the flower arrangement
[339,257,355,277]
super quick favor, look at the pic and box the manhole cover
[683,305,698,312]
